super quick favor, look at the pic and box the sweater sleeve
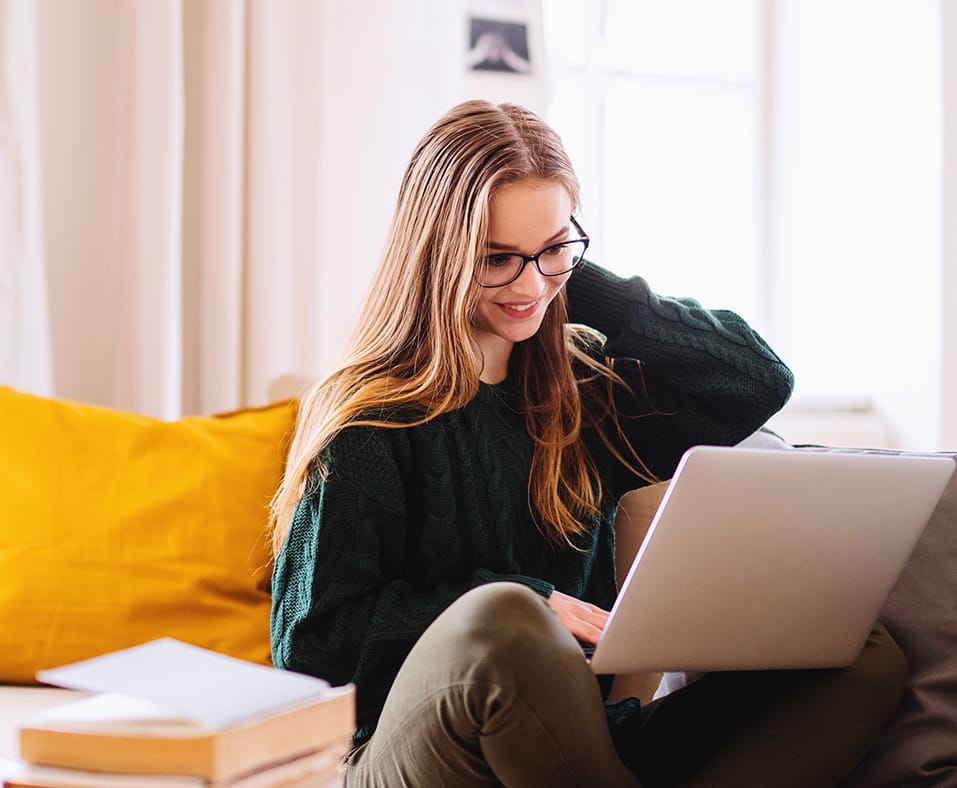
[269,426,553,743]
[566,260,794,491]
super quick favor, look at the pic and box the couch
[1,385,955,786]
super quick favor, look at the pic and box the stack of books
[4,640,354,788]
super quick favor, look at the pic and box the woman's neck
[476,335,513,384]
[479,363,508,385]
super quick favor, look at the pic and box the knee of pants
[422,582,574,683]
[841,623,909,719]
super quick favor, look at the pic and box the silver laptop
[588,445,954,675]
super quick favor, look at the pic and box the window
[543,1,944,449]
[543,0,766,328]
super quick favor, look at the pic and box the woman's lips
[496,300,540,318]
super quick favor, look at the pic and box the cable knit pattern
[270,261,794,745]
[567,262,793,402]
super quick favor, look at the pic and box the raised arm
[566,261,794,489]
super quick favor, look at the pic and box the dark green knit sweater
[270,261,794,744]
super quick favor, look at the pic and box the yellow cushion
[0,388,297,683]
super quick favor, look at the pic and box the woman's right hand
[547,590,609,646]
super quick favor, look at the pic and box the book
[3,740,348,787]
[16,640,354,784]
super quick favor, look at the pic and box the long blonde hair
[270,100,653,555]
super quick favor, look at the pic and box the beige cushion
[608,481,670,704]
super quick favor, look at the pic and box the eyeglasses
[476,217,589,288]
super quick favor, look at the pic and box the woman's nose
[512,257,547,289]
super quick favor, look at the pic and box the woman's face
[472,179,574,382]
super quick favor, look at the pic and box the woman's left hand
[547,590,609,646]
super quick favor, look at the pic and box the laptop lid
[589,445,955,675]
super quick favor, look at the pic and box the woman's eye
[486,254,514,268]
[541,244,566,257]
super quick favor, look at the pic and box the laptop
[588,445,955,675]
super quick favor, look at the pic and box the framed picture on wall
[464,0,546,110]
[467,17,532,74]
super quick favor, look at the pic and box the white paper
[35,638,335,729]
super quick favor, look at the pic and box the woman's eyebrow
[487,226,570,252]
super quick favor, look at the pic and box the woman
[269,100,905,787]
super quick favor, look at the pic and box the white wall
[309,0,546,380]
[943,0,957,449]
[310,1,462,377]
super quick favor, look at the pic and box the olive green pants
[343,583,906,788]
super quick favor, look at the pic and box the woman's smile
[495,299,541,317]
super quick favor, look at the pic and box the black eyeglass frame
[476,216,590,288]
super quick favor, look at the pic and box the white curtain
[0,0,327,418]
[20,0,327,419]
[0,0,51,397]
